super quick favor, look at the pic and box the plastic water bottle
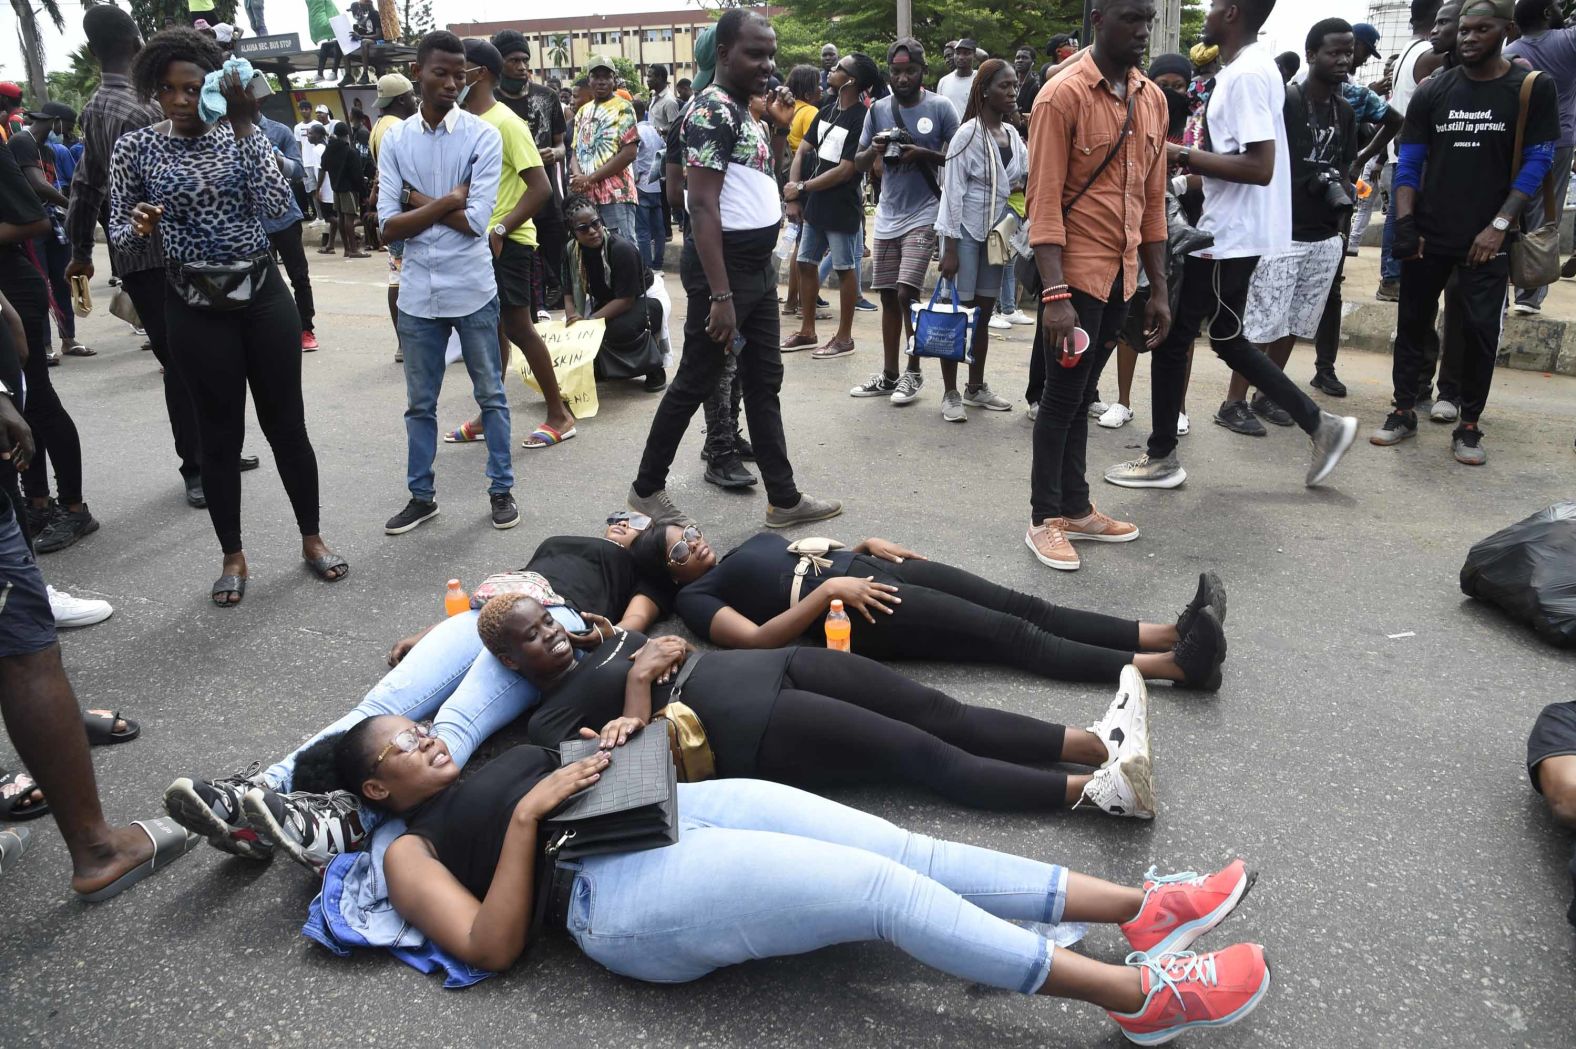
[825,599,851,653]
[444,579,470,617]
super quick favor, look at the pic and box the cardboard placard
[510,319,605,418]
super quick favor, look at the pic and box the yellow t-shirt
[479,101,543,248]
[787,100,817,152]
[369,114,400,161]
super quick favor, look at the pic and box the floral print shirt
[682,83,780,232]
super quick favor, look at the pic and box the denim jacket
[935,118,1027,243]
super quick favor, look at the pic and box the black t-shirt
[497,84,567,201]
[674,532,858,640]
[524,535,675,621]
[0,144,47,289]
[1285,83,1358,242]
[802,101,866,233]
[403,744,558,900]
[526,629,792,775]
[320,138,352,192]
[7,129,50,183]
[582,233,647,305]
[1401,64,1560,257]
[1016,74,1040,115]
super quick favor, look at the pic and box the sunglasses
[667,524,703,565]
[571,217,604,234]
[606,511,653,530]
[371,720,434,771]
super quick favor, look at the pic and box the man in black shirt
[317,122,366,258]
[1372,0,1560,465]
[1013,46,1040,126]
[492,31,568,314]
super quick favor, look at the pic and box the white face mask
[456,82,473,107]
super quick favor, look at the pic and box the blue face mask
[47,131,62,144]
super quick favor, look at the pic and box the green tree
[11,0,67,104]
[545,33,570,68]
[128,0,239,37]
[610,56,645,99]
[399,0,433,44]
[44,44,102,115]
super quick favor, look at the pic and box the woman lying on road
[296,713,1272,1044]
[636,527,1228,688]
[163,517,673,865]
[494,595,1156,817]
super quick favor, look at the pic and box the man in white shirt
[936,36,978,114]
[1104,0,1357,492]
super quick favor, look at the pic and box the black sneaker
[35,504,99,554]
[734,434,755,461]
[704,454,758,489]
[1172,606,1225,691]
[24,499,59,539]
[1452,425,1486,466]
[1175,571,1228,657]
[1214,400,1267,437]
[385,497,439,535]
[1369,410,1418,446]
[644,368,668,393]
[163,764,274,860]
[1563,255,1576,279]
[1310,370,1348,398]
[490,491,520,529]
[1249,393,1294,427]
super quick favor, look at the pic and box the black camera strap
[890,96,943,199]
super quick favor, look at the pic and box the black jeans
[1149,255,1322,460]
[1030,275,1129,523]
[634,234,800,507]
[847,556,1139,683]
[535,205,567,304]
[702,341,743,459]
[4,268,82,505]
[1313,240,1347,374]
[755,648,1074,811]
[123,267,202,481]
[36,233,74,342]
[268,221,316,332]
[164,264,320,554]
[1391,252,1506,423]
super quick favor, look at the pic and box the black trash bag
[1459,502,1576,647]
[1165,192,1213,319]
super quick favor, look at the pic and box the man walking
[377,31,515,533]
[629,9,840,528]
[569,56,639,242]
[848,38,957,406]
[1104,0,1359,491]
[1371,0,1559,465]
[1024,0,1170,572]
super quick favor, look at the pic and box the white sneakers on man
[48,585,113,628]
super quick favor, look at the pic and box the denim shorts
[948,235,1001,302]
[0,510,55,658]
[797,222,862,271]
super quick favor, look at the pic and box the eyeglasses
[606,511,652,530]
[667,524,703,565]
[371,721,434,771]
[571,217,604,234]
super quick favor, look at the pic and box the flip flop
[443,421,484,443]
[75,817,200,903]
[304,552,350,582]
[64,343,98,357]
[83,709,140,746]
[522,424,577,450]
[0,826,30,875]
[211,574,247,607]
[0,769,49,822]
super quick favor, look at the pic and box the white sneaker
[1098,402,1134,428]
[1002,308,1035,326]
[1085,665,1150,767]
[1177,411,1191,436]
[48,585,113,628]
[1027,403,1040,421]
[1088,400,1109,418]
[1430,399,1459,423]
[1078,753,1155,819]
[988,313,1013,331]
[890,370,923,405]
[535,308,551,323]
[1510,302,1541,315]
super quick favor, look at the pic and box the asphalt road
[2,250,1573,1049]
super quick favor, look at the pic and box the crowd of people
[0,0,1573,1043]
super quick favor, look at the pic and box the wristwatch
[400,185,413,207]
[1491,215,1512,232]
[491,223,509,238]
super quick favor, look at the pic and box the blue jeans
[997,256,1019,314]
[263,605,585,791]
[798,222,861,270]
[597,202,636,245]
[397,296,512,500]
[1380,163,1400,283]
[636,190,667,270]
[568,778,1065,991]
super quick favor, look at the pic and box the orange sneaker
[1120,859,1256,956]
[1109,943,1271,1045]
[1026,520,1079,571]
[1063,503,1139,543]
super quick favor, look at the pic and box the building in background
[447,8,783,85]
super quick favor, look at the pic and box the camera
[1309,165,1352,209]
[883,128,913,160]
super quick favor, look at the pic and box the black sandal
[212,574,247,606]
[0,769,50,821]
[304,553,349,582]
[83,709,140,746]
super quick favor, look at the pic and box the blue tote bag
[908,279,977,363]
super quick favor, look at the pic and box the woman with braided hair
[561,193,667,391]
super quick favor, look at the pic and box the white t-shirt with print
[1195,42,1291,260]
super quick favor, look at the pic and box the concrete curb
[1339,296,1576,377]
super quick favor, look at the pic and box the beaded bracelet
[1040,291,1072,303]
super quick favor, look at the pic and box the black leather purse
[168,253,271,312]
[544,721,679,861]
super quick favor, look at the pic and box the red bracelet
[1041,291,1072,303]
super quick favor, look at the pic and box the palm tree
[10,0,66,104]
[545,34,570,72]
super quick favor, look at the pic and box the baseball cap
[887,37,926,66]
[1352,22,1384,58]
[31,101,75,121]
[586,55,617,75]
[374,72,413,108]
[956,37,978,51]
[314,102,330,114]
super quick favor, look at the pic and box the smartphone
[248,72,274,99]
[69,274,92,317]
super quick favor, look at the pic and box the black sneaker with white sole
[1175,571,1228,657]
[1369,410,1418,446]
[491,491,520,529]
[1172,606,1226,691]
[163,765,274,860]
[385,497,439,535]
[1215,400,1267,437]
[242,786,368,873]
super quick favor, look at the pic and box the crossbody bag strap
[1510,70,1557,226]
[1064,90,1136,217]
[666,652,702,700]
[890,98,943,199]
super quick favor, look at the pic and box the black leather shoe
[643,369,667,393]
[704,455,757,489]
[184,476,207,509]
[1310,371,1348,398]
[239,455,261,472]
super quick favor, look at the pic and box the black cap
[887,37,926,66]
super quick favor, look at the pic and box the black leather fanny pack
[169,253,271,312]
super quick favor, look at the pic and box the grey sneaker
[1452,426,1486,465]
[765,494,843,529]
[1429,399,1459,423]
[1369,410,1417,446]
[627,485,695,528]
[1306,411,1358,487]
[1105,453,1186,489]
[942,389,967,423]
[890,370,923,405]
[963,382,1012,411]
[851,372,897,398]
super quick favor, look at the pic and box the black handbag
[544,720,679,861]
[168,253,271,312]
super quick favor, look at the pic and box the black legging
[163,263,321,554]
[4,267,83,505]
[753,648,1074,811]
[841,556,1139,683]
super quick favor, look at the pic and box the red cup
[1057,326,1091,368]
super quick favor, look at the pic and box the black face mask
[499,76,527,94]
[1164,87,1190,138]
